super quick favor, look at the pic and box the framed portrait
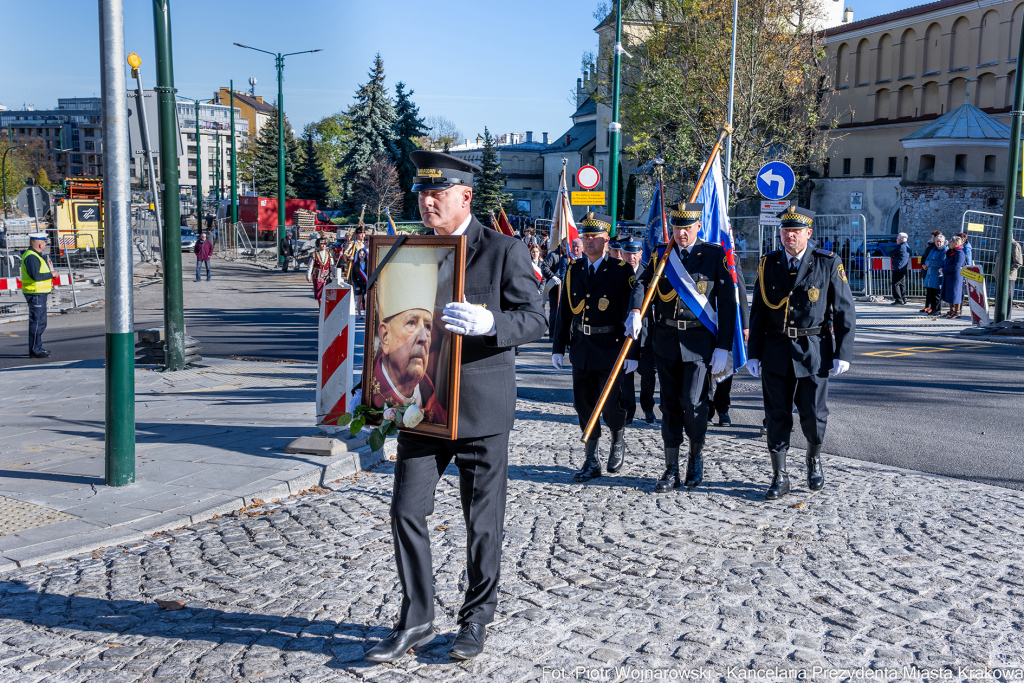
[361,235,466,440]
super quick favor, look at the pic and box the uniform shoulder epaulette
[814,248,836,258]
[618,260,626,266]
[703,241,725,251]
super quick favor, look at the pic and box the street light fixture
[234,43,321,261]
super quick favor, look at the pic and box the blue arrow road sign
[756,161,795,200]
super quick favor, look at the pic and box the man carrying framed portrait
[362,151,547,664]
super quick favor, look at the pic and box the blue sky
[1,0,916,141]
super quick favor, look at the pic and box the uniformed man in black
[618,238,657,425]
[638,203,735,493]
[747,207,856,500]
[552,213,644,481]
[364,151,546,663]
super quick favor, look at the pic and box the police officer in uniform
[618,238,657,425]
[364,151,546,663]
[638,204,735,492]
[21,233,56,358]
[746,207,855,500]
[552,213,644,481]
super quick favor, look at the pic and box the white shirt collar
[586,253,605,270]
[434,213,473,236]
[786,246,808,264]
[677,238,701,255]
[380,361,423,407]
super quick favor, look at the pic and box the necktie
[589,263,596,277]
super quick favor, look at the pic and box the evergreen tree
[295,130,331,206]
[341,54,399,212]
[253,113,302,198]
[392,82,429,218]
[472,128,512,224]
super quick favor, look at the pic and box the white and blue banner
[642,182,663,267]
[663,247,718,335]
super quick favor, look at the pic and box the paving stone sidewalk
[0,359,381,571]
[1,399,1022,682]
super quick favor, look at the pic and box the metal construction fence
[731,214,870,294]
[960,211,1024,303]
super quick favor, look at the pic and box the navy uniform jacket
[749,248,856,379]
[552,255,644,371]
[452,218,548,438]
[638,240,737,364]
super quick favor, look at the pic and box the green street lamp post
[233,43,320,259]
[178,96,203,219]
[607,0,624,237]
[996,27,1024,322]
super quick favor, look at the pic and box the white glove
[746,359,761,378]
[551,276,561,286]
[624,310,642,340]
[552,353,564,370]
[710,348,728,376]
[831,360,850,377]
[623,359,638,374]
[442,302,496,336]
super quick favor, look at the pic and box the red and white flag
[547,166,579,253]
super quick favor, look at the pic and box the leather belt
[663,318,703,331]
[783,325,822,338]
[574,321,615,335]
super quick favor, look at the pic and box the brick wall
[898,184,1011,253]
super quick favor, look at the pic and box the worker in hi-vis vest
[21,233,57,358]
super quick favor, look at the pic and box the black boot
[574,439,602,482]
[607,429,626,473]
[684,440,704,489]
[766,449,790,500]
[655,447,681,493]
[806,444,824,492]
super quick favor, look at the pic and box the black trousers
[639,341,657,414]
[25,294,47,355]
[656,354,710,448]
[761,366,829,453]
[391,431,509,628]
[891,269,907,304]
[547,289,559,336]
[572,365,625,440]
[925,287,942,313]
[708,375,733,415]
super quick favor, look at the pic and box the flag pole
[580,124,733,444]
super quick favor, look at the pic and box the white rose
[382,407,396,422]
[403,405,424,428]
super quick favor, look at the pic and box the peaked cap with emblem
[410,150,481,191]
[609,236,623,250]
[778,206,815,228]
[669,202,704,227]
[621,238,643,254]
[578,212,613,235]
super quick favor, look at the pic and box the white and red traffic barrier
[316,283,355,430]
[0,272,73,291]
[870,257,892,271]
[962,265,989,326]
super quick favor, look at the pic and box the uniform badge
[837,263,848,282]
[807,287,820,302]
[598,297,610,311]
[695,280,708,295]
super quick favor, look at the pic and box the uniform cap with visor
[777,207,815,229]
[410,150,481,192]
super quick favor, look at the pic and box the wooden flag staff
[579,124,733,443]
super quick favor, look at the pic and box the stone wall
[897,184,1006,253]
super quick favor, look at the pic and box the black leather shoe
[364,622,435,663]
[449,623,486,660]
[806,444,825,492]
[655,446,680,493]
[645,411,656,424]
[607,429,626,473]
[574,439,602,482]
[30,351,51,358]
[718,412,731,427]
[684,440,704,489]
[766,450,790,500]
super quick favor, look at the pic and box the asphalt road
[2,257,1022,490]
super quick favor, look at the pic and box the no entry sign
[576,165,600,190]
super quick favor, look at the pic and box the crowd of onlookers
[920,231,973,318]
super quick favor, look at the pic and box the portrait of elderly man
[370,247,448,425]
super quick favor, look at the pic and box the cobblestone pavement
[2,400,1023,682]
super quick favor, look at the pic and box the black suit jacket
[749,248,856,378]
[552,255,644,371]
[639,240,737,364]
[452,218,547,438]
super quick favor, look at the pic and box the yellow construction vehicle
[54,178,104,253]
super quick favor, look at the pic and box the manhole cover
[0,496,78,534]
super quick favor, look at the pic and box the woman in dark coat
[940,235,967,318]
[351,247,368,315]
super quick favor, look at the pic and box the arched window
[923,23,942,73]
[1011,5,1024,61]
[899,28,917,77]
[855,38,870,83]
[1007,70,1017,107]
[898,85,915,117]
[877,34,892,81]
[947,77,968,111]
[976,72,997,108]
[978,11,1000,65]
[922,81,940,115]
[918,154,935,182]
[949,17,970,70]
[835,43,849,87]
[874,89,890,120]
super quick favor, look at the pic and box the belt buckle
[787,326,798,339]
[583,324,591,335]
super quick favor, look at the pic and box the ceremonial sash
[662,247,718,336]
